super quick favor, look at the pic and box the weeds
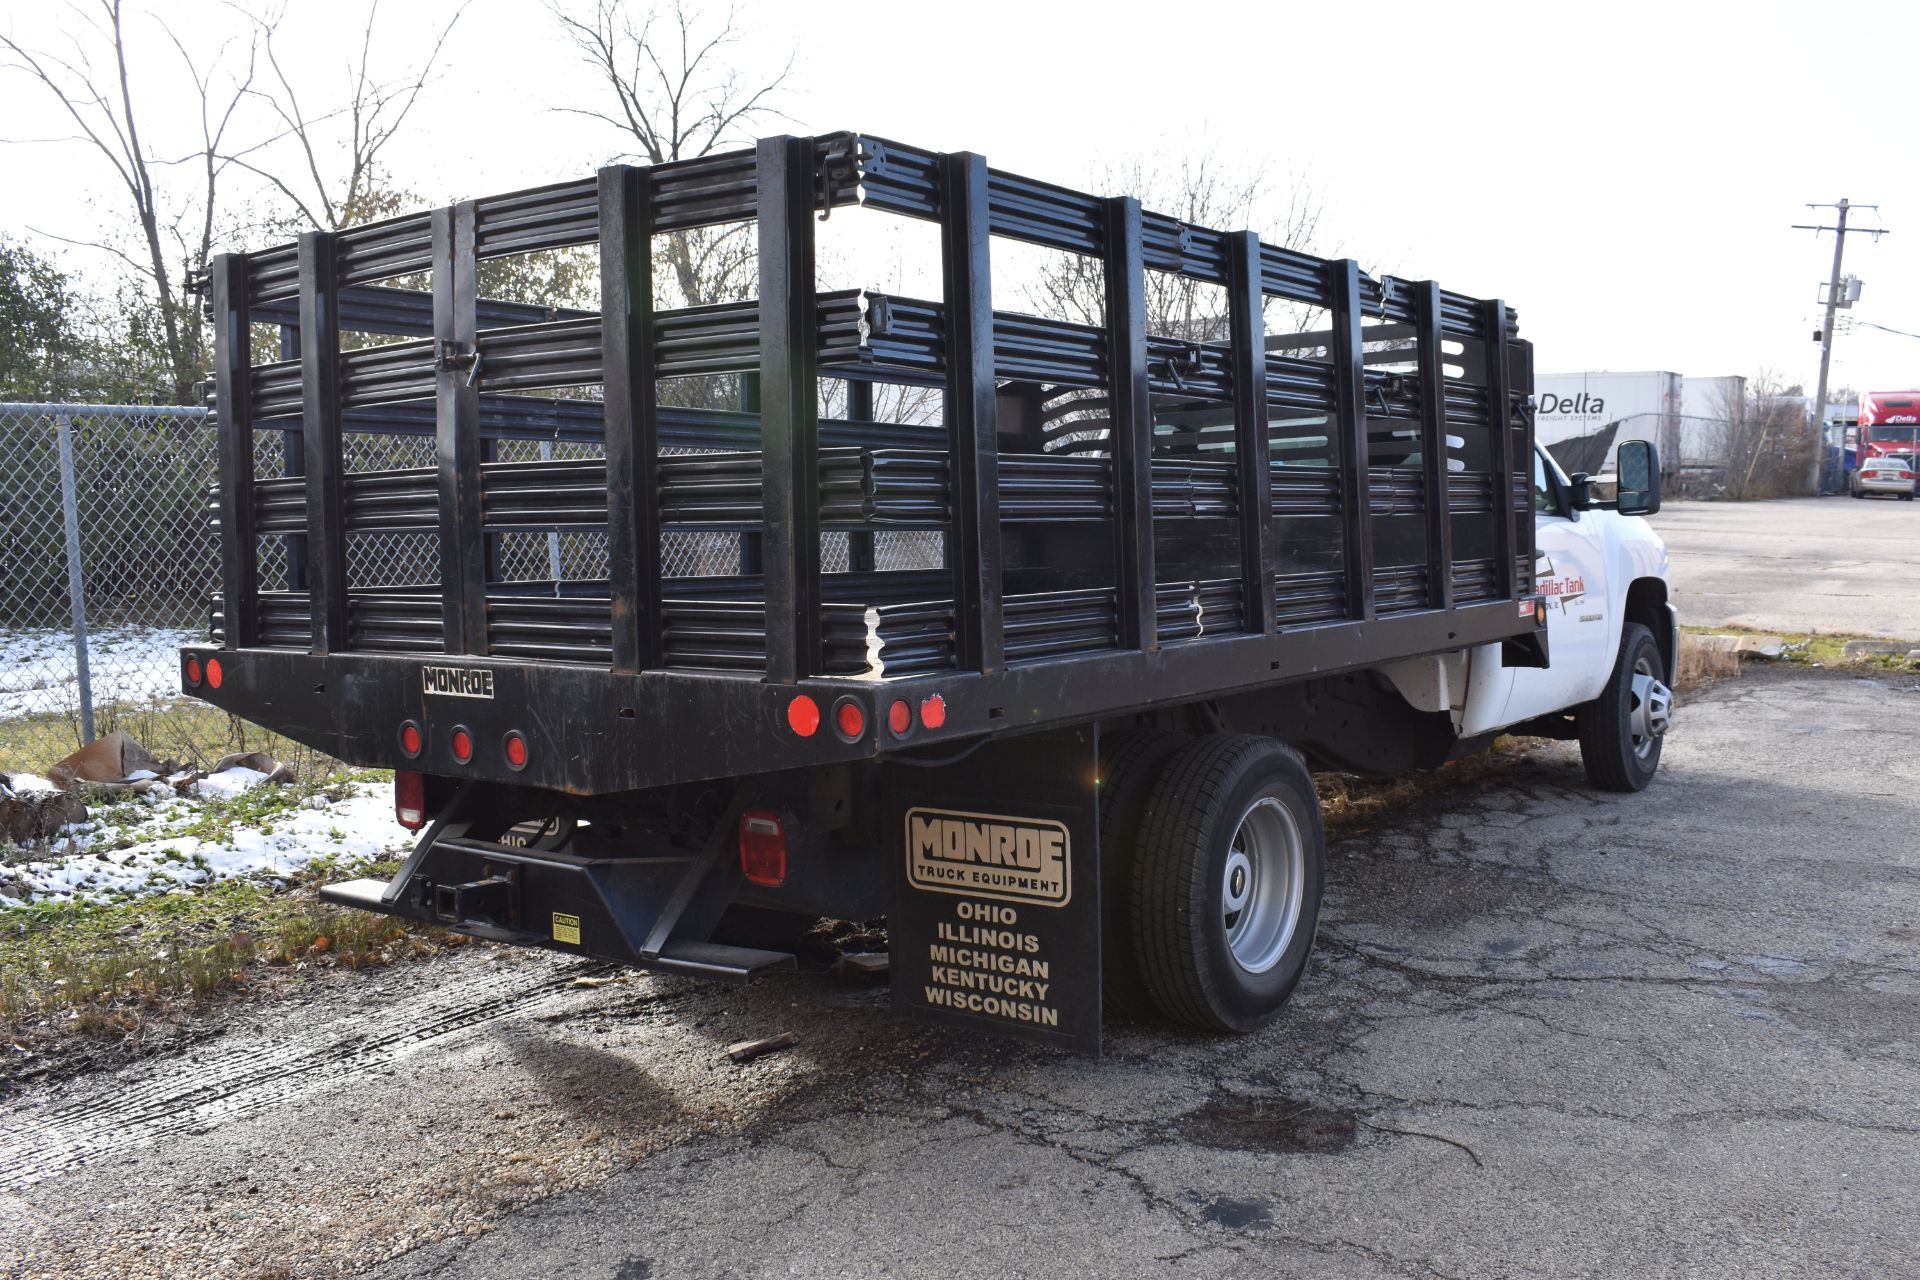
[0,865,451,1044]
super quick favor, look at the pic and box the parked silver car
[1851,455,1916,500]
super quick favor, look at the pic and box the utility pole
[1793,200,1889,493]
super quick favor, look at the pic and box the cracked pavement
[6,665,1918,1278]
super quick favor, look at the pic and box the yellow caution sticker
[551,912,582,945]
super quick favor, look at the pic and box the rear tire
[1576,622,1671,792]
[1097,728,1187,1020]
[1129,735,1326,1033]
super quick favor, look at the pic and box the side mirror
[1615,438,1661,515]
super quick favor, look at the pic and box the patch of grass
[1,767,427,1060]
[1,697,343,779]
[1681,625,1919,673]
[0,856,455,1050]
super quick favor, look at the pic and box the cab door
[1500,447,1612,724]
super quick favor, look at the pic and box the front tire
[1129,736,1326,1033]
[1576,622,1672,792]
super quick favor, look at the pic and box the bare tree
[2,0,262,402]
[1025,151,1326,343]
[3,1,463,402]
[228,1,466,233]
[1713,369,1816,500]
[551,0,789,310]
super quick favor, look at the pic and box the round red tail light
[834,698,866,741]
[787,695,821,737]
[450,727,474,764]
[503,731,528,770]
[918,694,946,729]
[887,699,912,737]
[184,657,203,687]
[206,658,225,690]
[398,722,423,758]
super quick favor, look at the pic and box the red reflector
[450,727,474,763]
[834,699,866,740]
[184,657,203,687]
[787,695,820,737]
[739,811,787,887]
[503,732,528,769]
[918,694,947,729]
[887,699,912,737]
[399,722,423,758]
[206,658,224,689]
[395,770,426,829]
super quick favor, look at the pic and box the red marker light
[394,770,426,829]
[450,727,474,764]
[834,699,866,741]
[184,657,203,687]
[887,699,913,737]
[787,695,821,737]
[503,731,528,770]
[398,721,423,758]
[918,694,947,729]
[739,811,787,887]
[206,658,224,690]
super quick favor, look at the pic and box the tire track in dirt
[0,955,604,1187]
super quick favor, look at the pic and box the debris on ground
[726,1031,798,1063]
[0,772,88,845]
[1689,633,1786,659]
[45,730,180,791]
[831,952,889,980]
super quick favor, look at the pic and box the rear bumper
[1854,476,1915,495]
[179,596,1542,794]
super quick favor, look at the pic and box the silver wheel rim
[1221,796,1306,975]
[1628,656,1673,761]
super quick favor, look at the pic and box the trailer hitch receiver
[433,869,519,928]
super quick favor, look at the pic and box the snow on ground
[0,772,410,907]
[0,625,200,720]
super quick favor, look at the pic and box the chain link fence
[0,404,220,772]
[1,401,946,774]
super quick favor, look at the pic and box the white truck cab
[1385,437,1678,792]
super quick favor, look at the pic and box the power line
[1837,317,1920,342]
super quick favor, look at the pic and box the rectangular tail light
[395,770,427,829]
[739,811,787,887]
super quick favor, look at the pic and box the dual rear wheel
[1101,731,1327,1033]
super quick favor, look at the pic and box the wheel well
[1624,578,1671,674]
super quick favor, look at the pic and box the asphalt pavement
[1652,496,1920,640]
[7,663,1917,1279]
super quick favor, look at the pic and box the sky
[4,0,1917,393]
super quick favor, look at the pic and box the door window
[1533,449,1564,516]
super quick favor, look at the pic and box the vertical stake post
[1228,232,1276,635]
[1482,299,1516,601]
[756,136,823,682]
[210,253,258,649]
[1414,281,1454,611]
[1103,196,1157,650]
[298,230,349,652]
[941,152,1004,673]
[433,202,488,655]
[599,163,662,672]
[1330,260,1376,621]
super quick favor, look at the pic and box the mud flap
[885,725,1102,1055]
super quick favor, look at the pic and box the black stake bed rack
[184,130,1539,797]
